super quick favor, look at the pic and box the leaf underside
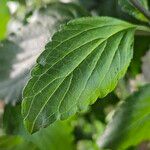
[22,17,136,133]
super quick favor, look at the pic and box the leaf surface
[99,84,150,149]
[22,17,136,133]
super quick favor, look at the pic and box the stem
[130,0,150,21]
[136,25,150,36]
[137,25,150,32]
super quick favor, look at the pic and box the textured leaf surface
[119,0,149,22]
[22,17,136,133]
[99,84,150,149]
[0,3,87,104]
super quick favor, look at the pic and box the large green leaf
[22,17,136,133]
[0,0,10,40]
[128,35,150,77]
[0,2,88,104]
[99,84,150,149]
[119,0,149,22]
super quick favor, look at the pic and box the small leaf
[129,35,150,77]
[99,84,150,149]
[119,0,149,22]
[3,104,75,150]
[0,135,39,150]
[31,121,75,150]
[22,17,136,133]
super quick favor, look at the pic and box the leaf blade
[22,17,136,133]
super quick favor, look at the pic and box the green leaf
[119,0,149,22]
[0,135,39,150]
[0,0,10,40]
[22,17,136,133]
[142,50,150,82]
[0,136,22,149]
[129,35,150,77]
[0,40,25,104]
[77,140,99,150]
[90,92,119,123]
[0,3,88,104]
[0,40,21,81]
[99,84,150,149]
[3,104,75,150]
[31,121,75,150]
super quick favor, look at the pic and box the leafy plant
[0,0,150,150]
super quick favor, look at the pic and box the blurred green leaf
[77,140,99,150]
[0,0,10,40]
[80,0,140,24]
[0,136,22,149]
[0,40,25,104]
[119,0,149,22]
[3,104,23,135]
[0,40,21,81]
[99,84,150,149]
[142,50,150,82]
[3,104,75,150]
[89,93,119,123]
[129,35,150,76]
[0,135,39,150]
[31,120,75,150]
[0,2,88,104]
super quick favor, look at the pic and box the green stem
[130,0,150,21]
[137,25,150,32]
[136,25,150,36]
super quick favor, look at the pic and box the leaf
[128,35,150,77]
[22,16,136,133]
[31,121,75,150]
[0,136,22,149]
[77,140,99,150]
[3,104,75,150]
[0,0,10,40]
[90,92,119,123]
[119,0,149,22]
[0,135,39,150]
[3,104,23,135]
[0,2,88,104]
[99,84,150,149]
[0,40,21,81]
[0,40,26,104]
